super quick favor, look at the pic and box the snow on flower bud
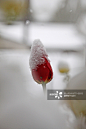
[29,39,53,85]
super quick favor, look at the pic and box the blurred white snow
[0,50,84,129]
[0,22,85,50]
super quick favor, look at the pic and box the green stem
[42,83,46,94]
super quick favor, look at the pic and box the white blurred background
[0,0,86,129]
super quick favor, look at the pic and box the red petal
[32,57,53,84]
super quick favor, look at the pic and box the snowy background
[0,0,86,129]
[0,50,85,129]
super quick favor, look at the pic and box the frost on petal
[29,39,49,70]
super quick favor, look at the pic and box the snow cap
[29,39,49,69]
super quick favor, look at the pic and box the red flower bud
[29,39,53,84]
[32,57,53,84]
